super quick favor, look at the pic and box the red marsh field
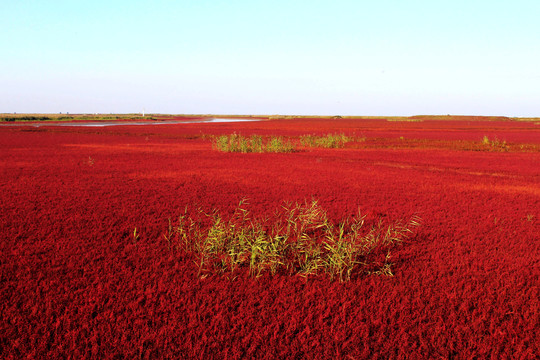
[1,116,539,358]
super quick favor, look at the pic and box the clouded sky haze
[1,0,539,116]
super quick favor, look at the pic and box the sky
[1,0,539,116]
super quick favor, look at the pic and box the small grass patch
[482,135,509,152]
[213,134,295,153]
[211,133,363,153]
[299,133,355,148]
[165,199,421,281]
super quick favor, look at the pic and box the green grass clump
[482,135,509,151]
[211,133,364,153]
[165,199,421,281]
[213,134,294,153]
[265,136,295,153]
[299,133,354,148]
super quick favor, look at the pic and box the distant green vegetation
[0,114,157,122]
[0,116,53,122]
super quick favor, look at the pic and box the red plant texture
[1,117,539,358]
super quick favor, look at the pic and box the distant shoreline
[1,113,538,123]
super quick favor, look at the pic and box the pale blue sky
[1,0,539,116]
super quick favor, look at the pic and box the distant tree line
[0,116,53,122]
[0,115,145,122]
